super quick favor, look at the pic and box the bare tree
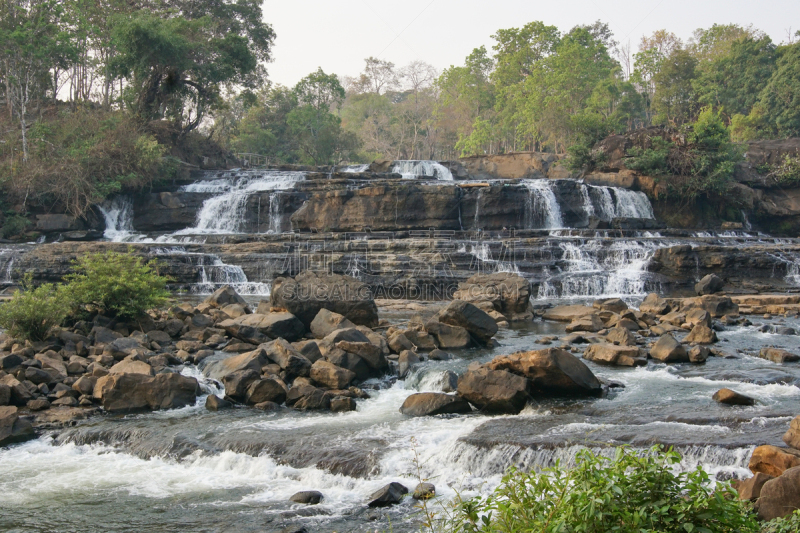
[362,57,397,95]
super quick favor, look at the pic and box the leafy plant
[64,250,171,320]
[625,137,674,175]
[449,446,759,533]
[765,154,800,186]
[0,273,70,341]
[762,510,800,533]
[0,214,31,239]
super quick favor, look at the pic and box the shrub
[449,446,759,533]
[65,250,171,320]
[0,214,31,239]
[625,137,674,175]
[762,510,800,533]
[0,274,70,341]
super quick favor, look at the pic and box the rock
[695,274,724,295]
[402,329,438,351]
[270,271,379,328]
[310,360,356,389]
[52,396,79,407]
[457,368,529,414]
[163,319,185,338]
[757,466,800,520]
[72,376,97,396]
[262,339,312,379]
[223,312,306,343]
[245,378,287,406]
[203,285,247,309]
[388,332,415,354]
[424,320,471,349]
[606,326,636,346]
[583,344,647,367]
[0,384,9,406]
[685,308,712,328]
[205,395,233,411]
[688,346,710,363]
[400,393,472,417]
[27,399,50,411]
[109,358,154,376]
[222,369,260,400]
[102,337,147,360]
[566,314,604,333]
[190,314,214,329]
[437,300,498,344]
[0,405,34,446]
[310,309,356,339]
[452,272,533,321]
[0,353,23,370]
[782,415,800,449]
[684,325,718,344]
[221,303,249,319]
[696,294,739,318]
[397,350,420,378]
[290,491,323,505]
[593,298,628,313]
[330,396,357,412]
[25,367,53,385]
[368,482,408,507]
[293,388,332,410]
[542,305,596,322]
[429,349,450,361]
[649,334,688,363]
[712,388,755,406]
[737,472,774,501]
[412,482,436,500]
[759,347,800,363]
[254,401,280,411]
[293,340,323,363]
[203,348,267,381]
[335,341,386,370]
[486,348,603,397]
[0,375,33,405]
[93,373,200,413]
[639,293,670,315]
[749,445,800,477]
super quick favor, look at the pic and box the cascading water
[151,247,271,295]
[98,196,137,242]
[341,164,370,173]
[588,185,655,220]
[391,160,454,180]
[0,248,15,285]
[178,170,305,234]
[523,179,563,229]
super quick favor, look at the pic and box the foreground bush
[0,274,70,341]
[65,250,171,320]
[449,446,759,533]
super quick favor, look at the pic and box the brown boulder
[639,293,670,315]
[712,388,755,406]
[437,300,498,344]
[783,415,800,449]
[606,326,636,346]
[424,320,471,349]
[684,325,718,345]
[262,338,312,378]
[203,285,247,309]
[583,344,647,367]
[757,466,800,520]
[760,347,800,364]
[399,393,472,417]
[0,405,35,446]
[695,274,724,296]
[93,373,200,413]
[749,445,800,477]
[649,334,688,363]
[565,314,604,333]
[203,348,266,381]
[486,348,602,397]
[310,360,356,389]
[310,309,356,339]
[456,368,529,414]
[737,472,774,502]
[452,272,533,321]
[245,378,287,406]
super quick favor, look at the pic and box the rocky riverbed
[4,270,800,531]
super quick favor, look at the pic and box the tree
[361,57,398,95]
[632,30,682,121]
[652,49,698,125]
[109,8,273,133]
[690,23,763,64]
[694,36,777,120]
[758,42,800,137]
[0,0,75,160]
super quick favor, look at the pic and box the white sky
[260,0,799,87]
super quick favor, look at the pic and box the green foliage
[764,154,800,186]
[625,137,674,175]
[565,113,615,171]
[758,43,800,137]
[0,274,70,341]
[65,250,171,320]
[730,106,767,142]
[652,49,698,125]
[762,510,800,533]
[449,446,759,533]
[0,214,31,239]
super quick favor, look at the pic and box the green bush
[625,137,674,175]
[0,274,70,341]
[0,214,31,239]
[65,250,171,320]
[762,510,800,533]
[449,446,759,533]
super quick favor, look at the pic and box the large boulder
[713,388,755,406]
[437,300,498,344]
[219,312,305,344]
[310,309,356,339]
[368,482,408,507]
[310,360,356,389]
[203,285,247,309]
[424,320,471,349]
[457,368,529,414]
[695,274,724,295]
[0,406,34,446]
[93,373,200,413]
[757,466,800,520]
[783,415,800,449]
[649,334,688,363]
[399,393,472,417]
[565,314,604,333]
[749,445,800,477]
[684,324,718,345]
[760,347,800,364]
[485,348,603,397]
[222,369,260,400]
[245,378,287,406]
[203,348,267,381]
[583,344,647,367]
[262,339,312,378]
[639,293,670,315]
[270,271,379,328]
[736,472,774,502]
[542,305,596,322]
[452,272,533,321]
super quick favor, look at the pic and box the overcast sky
[260,0,799,87]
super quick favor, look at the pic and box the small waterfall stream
[391,160,454,180]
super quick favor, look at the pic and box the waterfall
[523,180,563,229]
[0,249,15,284]
[579,184,595,219]
[741,210,752,230]
[268,192,282,233]
[179,170,305,234]
[588,185,655,221]
[98,196,136,242]
[342,164,370,173]
[537,238,666,300]
[391,160,454,180]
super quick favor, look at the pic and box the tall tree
[652,49,698,125]
[758,42,800,137]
